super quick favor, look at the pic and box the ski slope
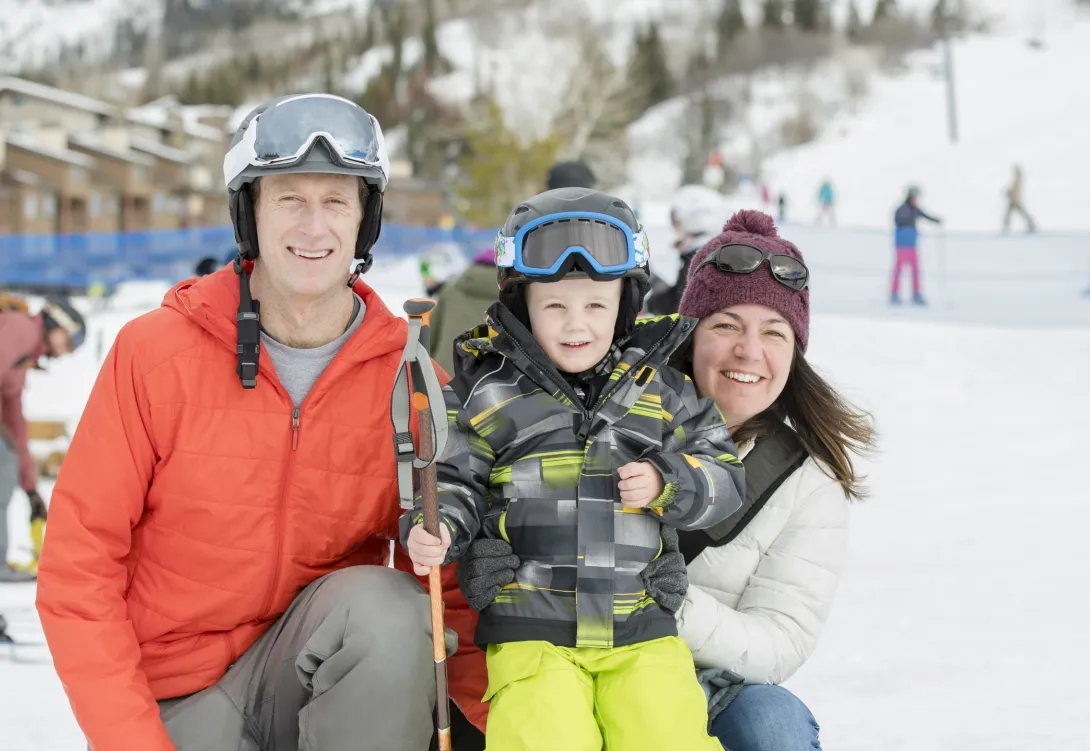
[3,236,1089,750]
[761,1,1090,233]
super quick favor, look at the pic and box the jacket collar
[161,265,410,394]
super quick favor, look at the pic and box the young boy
[400,188,745,751]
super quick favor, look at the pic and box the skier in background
[1002,164,1037,233]
[816,179,836,226]
[0,295,85,581]
[645,185,728,316]
[892,186,942,306]
[778,192,788,223]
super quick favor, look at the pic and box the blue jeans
[710,685,821,751]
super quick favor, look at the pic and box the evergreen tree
[846,0,863,41]
[716,0,746,48]
[761,0,787,30]
[645,23,672,104]
[872,0,896,24]
[792,0,824,32]
[455,100,562,227]
[931,0,949,34]
[628,22,672,109]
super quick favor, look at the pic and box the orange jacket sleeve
[35,327,175,751]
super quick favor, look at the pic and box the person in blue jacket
[892,187,941,305]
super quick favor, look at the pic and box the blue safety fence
[0,225,499,290]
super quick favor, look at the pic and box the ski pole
[938,227,949,309]
[398,298,452,751]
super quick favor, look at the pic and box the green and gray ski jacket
[400,302,745,650]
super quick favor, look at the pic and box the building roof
[1,169,47,187]
[4,133,97,168]
[0,76,116,117]
[127,96,229,143]
[129,136,191,164]
[69,134,156,167]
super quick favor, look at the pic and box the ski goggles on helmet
[223,94,390,192]
[494,212,649,281]
[693,243,809,291]
[42,301,85,349]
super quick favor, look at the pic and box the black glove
[457,538,520,612]
[641,525,689,613]
[26,489,47,521]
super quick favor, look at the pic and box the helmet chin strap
[234,255,261,389]
[347,252,373,287]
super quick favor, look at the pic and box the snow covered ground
[3,231,1089,749]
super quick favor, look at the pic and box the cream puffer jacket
[676,440,851,684]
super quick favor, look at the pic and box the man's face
[45,327,73,358]
[526,277,622,374]
[252,173,364,299]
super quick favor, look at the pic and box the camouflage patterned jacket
[399,302,745,650]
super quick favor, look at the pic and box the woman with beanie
[457,209,875,750]
[671,209,875,750]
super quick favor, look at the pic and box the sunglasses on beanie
[692,243,809,291]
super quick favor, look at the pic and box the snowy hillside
[0,0,159,71]
[761,1,1090,232]
[627,0,1090,231]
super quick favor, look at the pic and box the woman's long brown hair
[730,341,877,501]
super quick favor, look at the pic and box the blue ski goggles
[494,212,649,279]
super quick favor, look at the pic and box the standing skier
[1002,164,1036,233]
[892,187,942,305]
[0,295,84,581]
[816,179,836,226]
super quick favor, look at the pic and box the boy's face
[526,276,623,374]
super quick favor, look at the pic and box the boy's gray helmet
[497,187,651,341]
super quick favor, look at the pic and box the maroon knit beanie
[678,209,810,352]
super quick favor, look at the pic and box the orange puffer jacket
[36,267,487,750]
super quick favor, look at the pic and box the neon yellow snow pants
[482,636,723,751]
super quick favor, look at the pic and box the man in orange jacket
[35,94,487,750]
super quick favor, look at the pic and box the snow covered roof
[127,96,230,143]
[3,133,96,168]
[0,76,115,117]
[69,134,156,167]
[1,169,46,187]
[129,136,191,164]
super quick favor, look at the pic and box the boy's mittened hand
[407,523,452,575]
[618,461,665,508]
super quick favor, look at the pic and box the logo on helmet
[634,229,650,267]
[494,233,516,268]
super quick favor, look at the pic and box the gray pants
[159,566,438,751]
[0,439,19,565]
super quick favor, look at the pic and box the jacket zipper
[259,406,301,619]
[586,317,685,422]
